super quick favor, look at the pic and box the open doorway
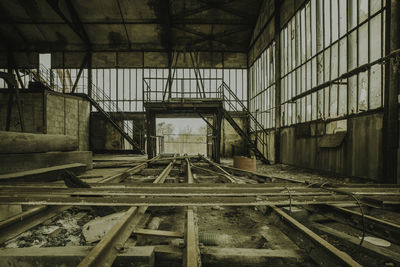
[156,118,207,155]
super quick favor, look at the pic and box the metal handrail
[24,65,142,138]
[143,77,224,102]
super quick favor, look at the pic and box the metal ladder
[219,82,270,164]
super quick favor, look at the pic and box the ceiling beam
[0,19,253,26]
[198,0,254,21]
[45,0,91,49]
[0,3,29,46]
[115,0,131,49]
[172,25,248,47]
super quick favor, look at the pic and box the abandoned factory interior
[0,0,400,266]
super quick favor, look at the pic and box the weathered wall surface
[248,0,307,66]
[0,91,44,133]
[279,112,383,181]
[221,115,246,157]
[46,92,90,151]
[0,90,89,151]
[90,112,145,152]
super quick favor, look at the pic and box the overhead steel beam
[198,0,253,21]
[172,25,243,48]
[115,0,131,49]
[71,51,90,93]
[1,19,253,25]
[45,0,91,48]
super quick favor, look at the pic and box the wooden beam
[0,163,86,182]
[134,229,183,238]
[310,222,400,266]
[1,195,400,207]
[307,204,400,245]
[270,206,361,266]
[78,158,176,267]
[184,156,201,267]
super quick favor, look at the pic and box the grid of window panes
[280,0,385,126]
[249,42,276,130]
[52,68,247,112]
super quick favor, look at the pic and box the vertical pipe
[274,0,281,164]
[383,0,399,183]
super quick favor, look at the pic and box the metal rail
[184,156,201,267]
[78,156,177,267]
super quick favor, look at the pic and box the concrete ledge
[0,151,92,174]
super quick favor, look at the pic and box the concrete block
[0,151,92,174]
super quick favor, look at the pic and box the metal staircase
[22,65,145,154]
[76,93,144,154]
[219,82,270,164]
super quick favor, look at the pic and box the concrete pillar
[383,0,400,183]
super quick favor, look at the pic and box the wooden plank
[0,246,155,267]
[2,195,397,207]
[0,206,47,230]
[202,247,303,266]
[134,229,183,238]
[308,204,400,245]
[0,206,71,244]
[310,222,400,266]
[78,158,176,267]
[270,206,361,267]
[0,163,86,182]
[0,161,148,245]
[0,245,305,267]
[185,156,201,267]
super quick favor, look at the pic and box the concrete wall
[0,91,44,133]
[0,89,90,151]
[46,91,90,151]
[279,112,383,181]
[221,116,246,157]
[90,112,145,152]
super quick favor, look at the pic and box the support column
[383,0,400,183]
[87,52,92,98]
[274,0,281,164]
[146,110,156,159]
[214,108,222,163]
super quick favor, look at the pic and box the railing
[219,82,269,149]
[143,77,224,102]
[22,65,143,149]
[91,82,142,143]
